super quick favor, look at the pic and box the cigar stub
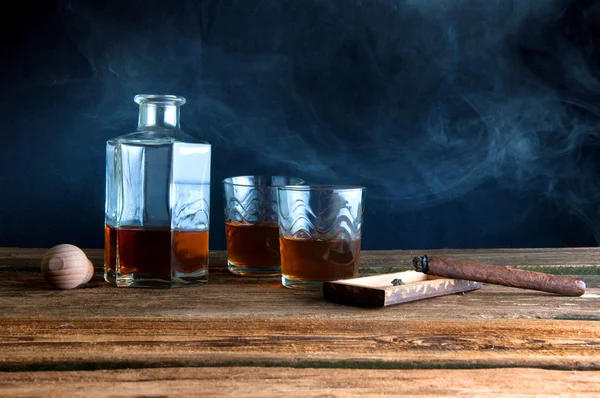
[413,255,586,297]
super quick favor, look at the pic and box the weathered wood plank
[0,269,598,319]
[1,367,599,397]
[2,248,600,273]
[1,317,598,371]
[1,247,599,397]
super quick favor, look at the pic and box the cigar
[413,255,586,297]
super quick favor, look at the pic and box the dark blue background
[3,0,600,250]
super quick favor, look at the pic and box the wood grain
[1,367,599,397]
[1,317,598,371]
[0,271,598,320]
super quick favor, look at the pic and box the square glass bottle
[104,95,211,287]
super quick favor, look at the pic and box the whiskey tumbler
[277,185,366,289]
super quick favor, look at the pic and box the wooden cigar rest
[323,270,482,307]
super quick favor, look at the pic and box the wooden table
[1,248,599,397]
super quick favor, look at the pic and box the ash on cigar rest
[323,271,482,307]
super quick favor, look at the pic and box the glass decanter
[104,94,211,287]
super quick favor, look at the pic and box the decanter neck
[134,95,186,130]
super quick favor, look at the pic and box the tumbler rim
[222,175,305,187]
[277,184,366,192]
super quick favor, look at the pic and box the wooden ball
[41,244,94,289]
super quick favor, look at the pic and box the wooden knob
[41,244,94,289]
